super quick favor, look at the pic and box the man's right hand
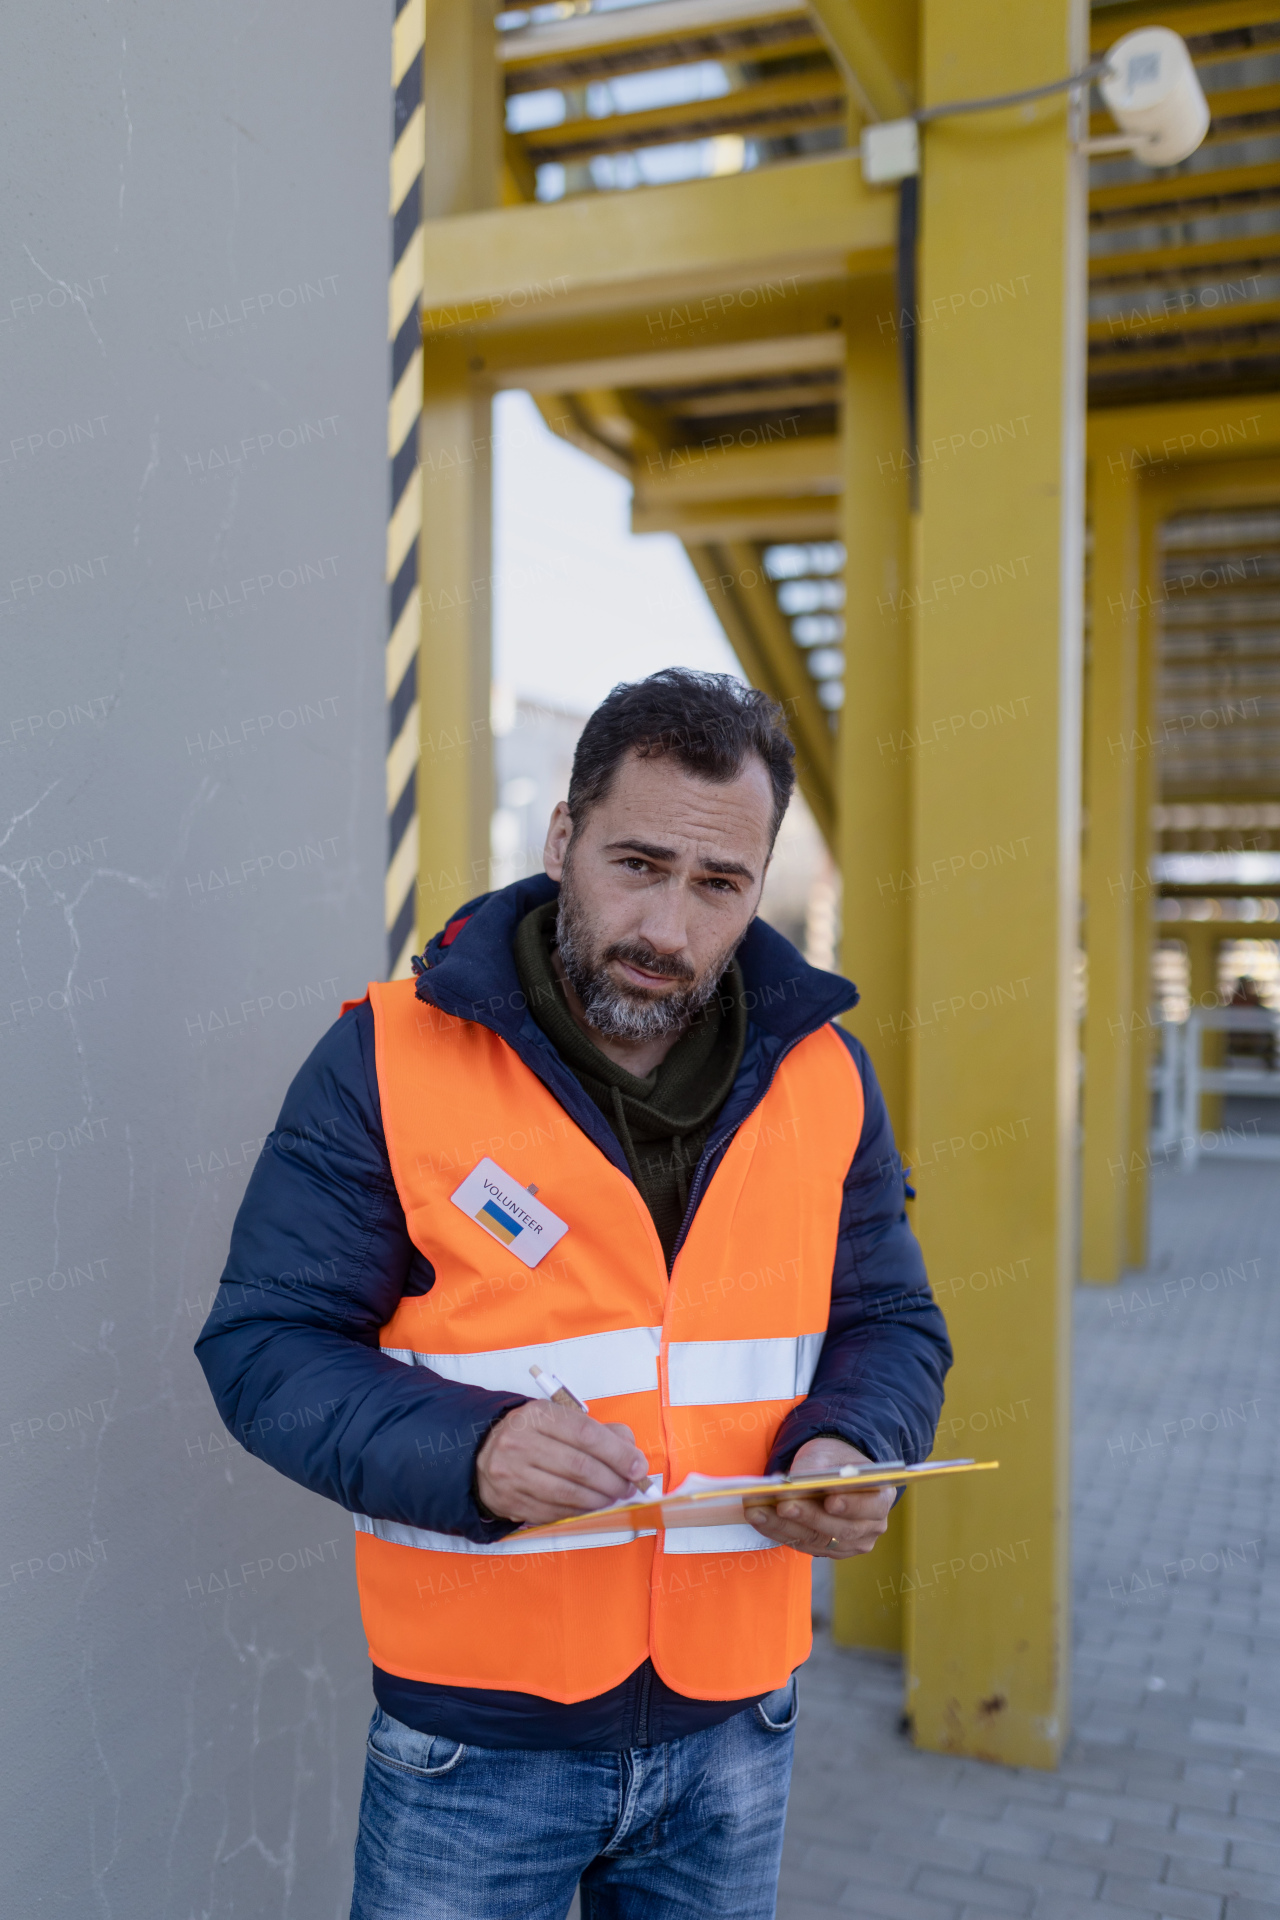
[475,1402,649,1524]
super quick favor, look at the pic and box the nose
[634,878,691,956]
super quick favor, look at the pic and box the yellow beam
[1086,395,1280,463]
[722,538,836,843]
[806,0,916,121]
[675,380,840,416]
[1090,160,1280,228]
[1089,298,1280,348]
[904,0,1082,1771]
[632,494,841,540]
[530,392,634,478]
[1090,232,1280,292]
[1164,781,1280,800]
[500,0,820,82]
[502,131,538,205]
[634,432,840,506]
[1152,453,1280,506]
[439,282,856,377]
[519,70,845,165]
[1090,0,1280,54]
[490,329,847,396]
[573,388,654,459]
[685,539,837,845]
[1161,909,1280,929]
[1159,516,1280,549]
[420,155,896,331]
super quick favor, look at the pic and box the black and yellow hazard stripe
[387,0,425,977]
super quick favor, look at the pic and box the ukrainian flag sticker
[450,1158,569,1270]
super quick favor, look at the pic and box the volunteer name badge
[450,1158,569,1270]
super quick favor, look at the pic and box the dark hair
[567,669,796,845]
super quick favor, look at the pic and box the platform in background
[781,1159,1280,1920]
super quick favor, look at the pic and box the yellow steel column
[1132,448,1280,1166]
[839,282,913,1136]
[905,0,1085,1766]
[1080,456,1142,1282]
[416,0,500,934]
[833,1499,908,1652]
[1183,921,1224,1134]
[419,346,495,930]
[1126,491,1161,1265]
[832,282,912,1651]
[422,0,502,218]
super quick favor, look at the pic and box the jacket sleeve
[767,1028,952,1471]
[193,1002,526,1543]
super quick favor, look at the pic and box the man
[196,668,950,1920]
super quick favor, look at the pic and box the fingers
[743,1489,892,1560]
[475,1402,650,1523]
[823,1488,896,1522]
[512,1403,647,1482]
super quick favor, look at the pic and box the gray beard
[554,864,741,1044]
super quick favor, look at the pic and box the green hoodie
[512,900,746,1268]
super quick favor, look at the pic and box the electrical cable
[895,174,920,511]
[913,58,1111,124]
[889,63,1110,494]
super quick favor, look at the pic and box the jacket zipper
[668,1021,838,1268]
[635,1658,653,1747]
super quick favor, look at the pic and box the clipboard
[517,1457,998,1540]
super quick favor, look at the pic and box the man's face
[542,748,775,1042]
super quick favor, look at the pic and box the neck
[550,946,686,1078]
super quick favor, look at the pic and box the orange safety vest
[353,976,864,1704]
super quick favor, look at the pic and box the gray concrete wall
[1,6,389,1913]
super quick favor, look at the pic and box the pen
[529,1365,657,1494]
[528,1364,589,1414]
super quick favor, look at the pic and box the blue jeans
[350,1678,798,1920]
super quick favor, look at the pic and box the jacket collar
[413,874,858,1044]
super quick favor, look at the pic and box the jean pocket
[753,1674,799,1733]
[366,1707,468,1779]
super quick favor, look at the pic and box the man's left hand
[743,1436,895,1559]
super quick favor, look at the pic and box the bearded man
[195,668,950,1920]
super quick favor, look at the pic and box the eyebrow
[603,839,757,883]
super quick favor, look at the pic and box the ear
[543,801,573,881]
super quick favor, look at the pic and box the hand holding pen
[473,1364,649,1525]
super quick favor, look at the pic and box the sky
[492,390,739,714]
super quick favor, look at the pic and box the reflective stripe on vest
[355,1513,775,1558]
[354,1513,652,1555]
[381,1329,823,1413]
[356,976,864,1703]
[384,1325,662,1400]
[666,1333,825,1406]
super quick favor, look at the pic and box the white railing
[1149,1015,1182,1152]
[1151,1008,1280,1168]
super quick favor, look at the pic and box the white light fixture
[1090,27,1210,163]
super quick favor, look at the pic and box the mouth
[612,956,688,992]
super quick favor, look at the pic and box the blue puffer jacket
[195,874,951,1749]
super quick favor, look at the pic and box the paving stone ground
[778,1158,1280,1920]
